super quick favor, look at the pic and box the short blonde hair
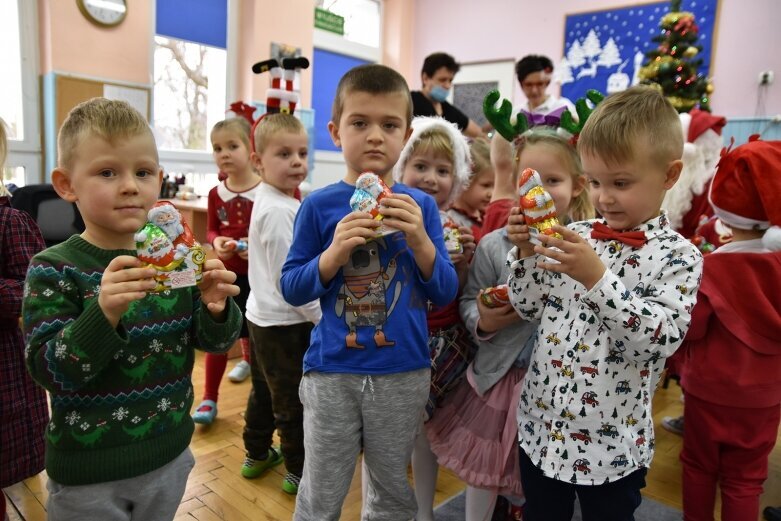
[469,137,491,179]
[408,127,455,165]
[211,117,251,150]
[516,128,595,222]
[578,86,683,167]
[0,118,8,197]
[57,98,154,169]
[253,113,306,154]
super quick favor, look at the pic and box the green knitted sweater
[23,235,241,486]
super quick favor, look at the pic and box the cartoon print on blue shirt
[335,237,402,349]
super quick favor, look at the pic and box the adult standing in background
[412,52,484,138]
[516,55,576,123]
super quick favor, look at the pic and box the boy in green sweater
[23,98,242,521]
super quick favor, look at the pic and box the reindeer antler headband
[483,89,605,144]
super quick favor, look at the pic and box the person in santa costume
[661,109,730,436]
[663,108,727,239]
[676,137,781,521]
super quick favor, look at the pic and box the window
[153,0,227,152]
[317,0,381,48]
[311,0,382,188]
[153,36,226,151]
[0,0,40,187]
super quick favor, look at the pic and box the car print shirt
[508,213,702,485]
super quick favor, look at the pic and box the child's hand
[450,226,475,269]
[320,212,380,282]
[490,133,519,202]
[212,236,235,261]
[507,207,535,257]
[198,259,240,317]
[98,256,157,328]
[379,194,431,252]
[534,225,606,290]
[236,237,249,260]
[476,296,522,334]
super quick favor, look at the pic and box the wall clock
[77,0,127,28]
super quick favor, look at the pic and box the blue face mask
[429,85,450,102]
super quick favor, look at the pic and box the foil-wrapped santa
[134,201,205,292]
[350,172,397,236]
[518,168,562,244]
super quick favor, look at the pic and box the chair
[10,184,85,247]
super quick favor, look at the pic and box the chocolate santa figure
[135,201,205,291]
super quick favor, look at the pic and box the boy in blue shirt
[281,64,458,520]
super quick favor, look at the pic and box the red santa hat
[709,136,781,251]
[682,108,726,143]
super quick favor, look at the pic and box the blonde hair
[0,118,8,197]
[516,128,595,222]
[253,113,306,154]
[469,137,491,180]
[211,117,251,150]
[408,127,455,165]
[578,86,683,167]
[57,97,154,169]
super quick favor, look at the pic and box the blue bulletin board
[558,0,718,101]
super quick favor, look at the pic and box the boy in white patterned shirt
[506,86,703,521]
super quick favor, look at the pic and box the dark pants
[243,321,313,476]
[519,449,647,521]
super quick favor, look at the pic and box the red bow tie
[590,222,647,247]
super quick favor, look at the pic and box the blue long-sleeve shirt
[281,181,458,375]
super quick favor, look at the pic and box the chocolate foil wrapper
[134,202,205,292]
[480,284,510,308]
[350,172,398,236]
[518,168,562,245]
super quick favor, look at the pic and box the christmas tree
[638,0,714,112]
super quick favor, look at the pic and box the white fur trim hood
[392,116,472,206]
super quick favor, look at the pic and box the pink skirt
[426,365,526,498]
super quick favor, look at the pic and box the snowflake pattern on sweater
[22,235,241,486]
[508,213,702,485]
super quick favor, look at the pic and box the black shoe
[765,506,781,521]
[282,57,310,70]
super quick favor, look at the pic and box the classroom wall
[37,0,315,104]
[38,0,152,85]
[409,0,781,118]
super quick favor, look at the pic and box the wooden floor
[4,350,780,520]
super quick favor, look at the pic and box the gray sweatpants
[294,369,430,521]
[46,447,194,521]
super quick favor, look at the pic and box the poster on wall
[557,0,718,101]
[453,82,498,128]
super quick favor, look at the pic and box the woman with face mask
[411,52,484,138]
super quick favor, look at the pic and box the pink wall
[410,0,781,118]
[39,0,152,85]
[250,0,314,107]
[383,0,416,80]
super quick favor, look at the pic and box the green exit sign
[315,7,344,35]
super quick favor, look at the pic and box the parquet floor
[4,350,780,520]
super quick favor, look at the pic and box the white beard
[662,129,723,231]
[156,219,184,242]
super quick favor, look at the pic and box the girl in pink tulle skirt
[426,226,536,520]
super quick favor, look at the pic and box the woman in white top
[516,55,576,123]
